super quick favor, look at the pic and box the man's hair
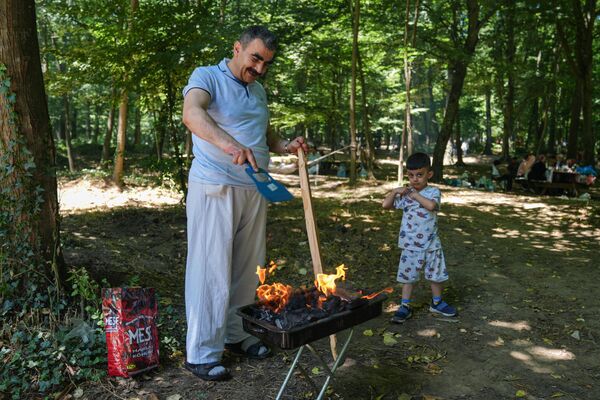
[406,152,431,170]
[239,26,278,51]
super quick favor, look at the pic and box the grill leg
[275,329,355,400]
[276,345,305,400]
[315,329,354,400]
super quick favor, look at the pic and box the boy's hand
[394,186,411,197]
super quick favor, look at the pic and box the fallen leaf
[166,395,182,400]
[73,388,84,399]
[551,393,565,398]
[311,367,321,375]
[363,329,374,337]
[383,333,397,346]
[298,268,307,275]
[570,330,581,340]
[515,390,526,398]
[398,394,411,400]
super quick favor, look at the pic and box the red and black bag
[102,287,160,377]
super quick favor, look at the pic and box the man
[181,26,307,381]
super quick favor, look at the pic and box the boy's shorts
[396,248,448,284]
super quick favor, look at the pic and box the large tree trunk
[431,0,484,181]
[0,0,66,288]
[112,0,138,185]
[576,0,595,165]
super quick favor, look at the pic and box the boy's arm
[382,187,408,209]
[407,190,438,211]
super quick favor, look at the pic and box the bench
[528,180,590,196]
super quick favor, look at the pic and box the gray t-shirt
[183,58,270,187]
[393,185,442,251]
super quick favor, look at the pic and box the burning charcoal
[346,297,368,310]
[332,286,362,303]
[286,291,308,310]
[323,296,342,315]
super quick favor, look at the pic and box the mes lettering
[127,327,152,344]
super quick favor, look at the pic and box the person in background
[181,26,308,381]
[492,159,515,191]
[517,153,535,178]
[382,152,457,324]
[527,154,547,181]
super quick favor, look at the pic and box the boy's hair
[239,26,278,51]
[493,160,502,166]
[406,152,431,170]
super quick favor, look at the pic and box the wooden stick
[297,150,338,360]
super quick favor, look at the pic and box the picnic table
[527,171,592,196]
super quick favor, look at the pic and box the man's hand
[227,144,258,171]
[285,136,309,155]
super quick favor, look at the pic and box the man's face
[407,167,432,191]
[231,38,275,83]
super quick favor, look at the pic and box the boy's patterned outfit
[393,186,448,284]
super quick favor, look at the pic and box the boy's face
[407,167,432,190]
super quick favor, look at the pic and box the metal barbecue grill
[237,293,387,400]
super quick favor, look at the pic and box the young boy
[382,152,457,323]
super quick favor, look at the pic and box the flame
[362,287,394,300]
[256,266,267,284]
[315,264,347,297]
[256,283,293,313]
[256,261,279,285]
[268,261,278,274]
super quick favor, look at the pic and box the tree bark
[112,89,128,185]
[0,0,66,288]
[431,0,484,181]
[349,0,359,185]
[102,96,116,164]
[483,88,493,155]
[357,50,375,179]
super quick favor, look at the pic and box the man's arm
[182,88,258,170]
[266,125,309,155]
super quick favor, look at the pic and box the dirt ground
[59,156,600,400]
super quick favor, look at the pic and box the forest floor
[58,152,600,400]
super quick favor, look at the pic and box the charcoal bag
[102,287,159,377]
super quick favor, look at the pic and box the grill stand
[276,328,354,400]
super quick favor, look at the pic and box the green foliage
[1,64,107,399]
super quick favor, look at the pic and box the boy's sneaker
[390,305,412,324]
[429,300,457,317]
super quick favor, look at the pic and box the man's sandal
[184,361,231,381]
[225,340,272,359]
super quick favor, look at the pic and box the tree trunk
[349,0,359,185]
[483,88,493,155]
[431,0,484,181]
[455,103,464,166]
[577,0,596,165]
[566,80,581,159]
[134,104,141,146]
[102,94,116,164]
[63,95,76,172]
[112,89,128,185]
[112,0,138,185]
[93,104,100,144]
[357,50,375,179]
[0,0,66,288]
